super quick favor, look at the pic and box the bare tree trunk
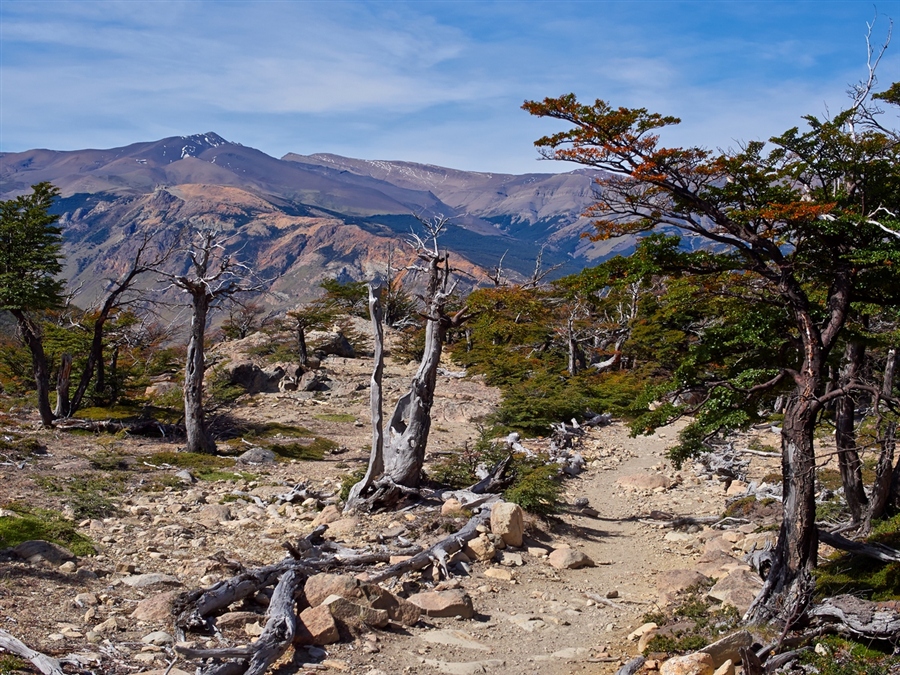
[345,283,385,509]
[835,341,867,523]
[863,421,896,533]
[883,347,897,398]
[346,221,469,509]
[53,352,72,418]
[746,393,818,625]
[297,327,309,369]
[10,309,54,427]
[184,291,215,454]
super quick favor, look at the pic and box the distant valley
[0,132,642,314]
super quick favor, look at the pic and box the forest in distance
[2,49,900,675]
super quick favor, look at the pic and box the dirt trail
[0,336,778,675]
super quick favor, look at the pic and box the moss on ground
[0,505,95,556]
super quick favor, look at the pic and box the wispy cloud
[1,1,895,173]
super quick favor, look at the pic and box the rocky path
[0,344,783,675]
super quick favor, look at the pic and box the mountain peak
[175,132,230,158]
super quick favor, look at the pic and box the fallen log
[0,630,64,675]
[809,594,900,641]
[366,503,495,584]
[818,528,900,563]
[179,568,306,675]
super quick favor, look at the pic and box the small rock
[59,561,77,573]
[660,652,714,675]
[297,605,340,645]
[244,622,264,637]
[175,470,195,484]
[74,592,99,607]
[490,502,525,547]
[484,567,513,581]
[121,573,182,588]
[141,631,173,646]
[707,570,764,614]
[548,548,595,570]
[407,589,475,619]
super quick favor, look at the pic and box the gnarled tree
[346,218,470,510]
[524,66,900,624]
[161,226,261,454]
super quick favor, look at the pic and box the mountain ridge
[1,133,638,314]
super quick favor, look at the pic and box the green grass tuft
[314,413,356,423]
[0,505,95,556]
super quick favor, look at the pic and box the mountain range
[0,132,642,314]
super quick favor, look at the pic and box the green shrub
[0,505,95,556]
[814,513,900,601]
[503,463,562,515]
[799,635,900,674]
[269,437,335,461]
[339,467,367,501]
[33,473,124,519]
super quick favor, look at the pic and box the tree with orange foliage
[524,71,900,625]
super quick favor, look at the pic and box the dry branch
[365,503,495,584]
[0,630,64,675]
[809,594,900,640]
[818,528,900,563]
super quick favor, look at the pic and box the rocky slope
[1,133,631,316]
[0,325,787,675]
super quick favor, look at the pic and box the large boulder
[313,332,355,359]
[407,589,475,619]
[225,361,283,393]
[490,502,525,548]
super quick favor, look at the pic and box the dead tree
[66,232,172,415]
[346,217,470,510]
[161,226,261,454]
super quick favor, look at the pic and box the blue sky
[1,1,896,174]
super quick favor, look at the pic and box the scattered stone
[702,630,752,668]
[13,540,75,565]
[297,605,341,645]
[420,629,490,651]
[141,631,173,646]
[131,591,181,622]
[534,647,590,660]
[707,570,764,614]
[216,611,263,629]
[74,592,99,607]
[244,622,264,637]
[323,594,390,629]
[548,547,595,570]
[408,589,475,619]
[237,447,277,464]
[660,652,714,675]
[94,616,127,634]
[490,501,525,547]
[615,474,673,490]
[484,567,513,581]
[121,573,182,588]
[175,470,195,484]
[59,561,77,573]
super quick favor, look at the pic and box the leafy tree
[0,183,65,426]
[524,74,900,623]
